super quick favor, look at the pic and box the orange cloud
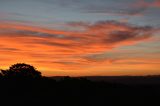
[134,0,160,8]
[0,21,159,76]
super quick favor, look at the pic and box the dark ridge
[1,63,160,106]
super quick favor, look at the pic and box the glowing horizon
[0,0,160,76]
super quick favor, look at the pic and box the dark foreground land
[1,76,160,106]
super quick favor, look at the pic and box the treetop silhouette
[0,63,42,78]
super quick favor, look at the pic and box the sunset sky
[0,0,160,76]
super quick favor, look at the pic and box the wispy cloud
[134,0,160,8]
[0,20,158,76]
[79,0,160,18]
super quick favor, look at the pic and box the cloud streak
[134,0,160,8]
[0,21,159,76]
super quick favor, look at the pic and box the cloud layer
[0,21,159,76]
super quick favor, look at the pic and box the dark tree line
[0,63,160,106]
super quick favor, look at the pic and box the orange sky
[0,21,159,76]
[0,0,160,76]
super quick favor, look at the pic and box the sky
[0,0,160,76]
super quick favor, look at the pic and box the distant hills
[50,75,160,85]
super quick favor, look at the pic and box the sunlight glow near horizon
[0,0,160,76]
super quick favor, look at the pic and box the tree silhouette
[1,63,42,78]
